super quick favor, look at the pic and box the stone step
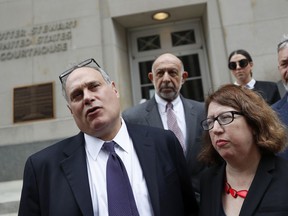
[0,180,22,215]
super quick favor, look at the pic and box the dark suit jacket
[272,92,288,159]
[254,80,281,105]
[18,123,198,216]
[122,95,206,195]
[200,154,288,216]
[272,92,288,126]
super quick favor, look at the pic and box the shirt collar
[84,118,130,160]
[235,78,256,89]
[155,93,181,113]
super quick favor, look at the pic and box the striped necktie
[166,102,186,153]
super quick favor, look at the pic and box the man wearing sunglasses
[272,35,288,160]
[228,49,280,105]
[18,58,199,216]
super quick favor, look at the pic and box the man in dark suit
[18,58,198,216]
[122,53,206,200]
[272,35,288,160]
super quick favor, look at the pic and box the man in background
[272,35,288,160]
[122,53,205,200]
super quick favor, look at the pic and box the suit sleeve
[18,157,41,216]
[271,85,281,104]
[170,132,200,216]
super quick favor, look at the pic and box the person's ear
[181,71,188,84]
[67,104,73,114]
[111,81,120,98]
[148,72,153,82]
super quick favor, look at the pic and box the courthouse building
[0,0,287,189]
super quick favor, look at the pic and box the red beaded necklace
[225,181,248,199]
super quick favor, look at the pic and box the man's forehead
[66,67,104,87]
[154,59,180,70]
[69,67,101,79]
[155,54,179,63]
[154,66,179,72]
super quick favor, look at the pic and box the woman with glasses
[228,49,280,105]
[198,84,288,216]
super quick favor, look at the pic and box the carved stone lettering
[0,20,77,61]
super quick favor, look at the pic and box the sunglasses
[228,59,249,70]
[59,58,101,84]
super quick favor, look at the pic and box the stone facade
[0,0,288,182]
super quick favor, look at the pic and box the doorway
[128,19,211,104]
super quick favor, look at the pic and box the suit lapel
[126,123,160,216]
[145,96,164,128]
[272,93,288,126]
[274,93,288,110]
[182,97,199,159]
[60,132,94,216]
[240,155,274,216]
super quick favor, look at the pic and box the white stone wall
[218,0,288,82]
[0,0,288,146]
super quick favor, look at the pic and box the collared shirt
[85,119,153,216]
[155,94,187,147]
[234,78,256,89]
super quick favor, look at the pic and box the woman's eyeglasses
[228,59,249,70]
[201,111,244,131]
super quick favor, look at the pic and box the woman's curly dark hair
[198,84,287,165]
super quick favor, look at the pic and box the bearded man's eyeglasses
[59,58,101,84]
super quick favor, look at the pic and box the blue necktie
[103,141,139,216]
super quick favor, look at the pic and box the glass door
[129,19,211,104]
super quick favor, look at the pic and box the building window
[13,82,54,123]
[137,35,161,52]
[171,30,196,46]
